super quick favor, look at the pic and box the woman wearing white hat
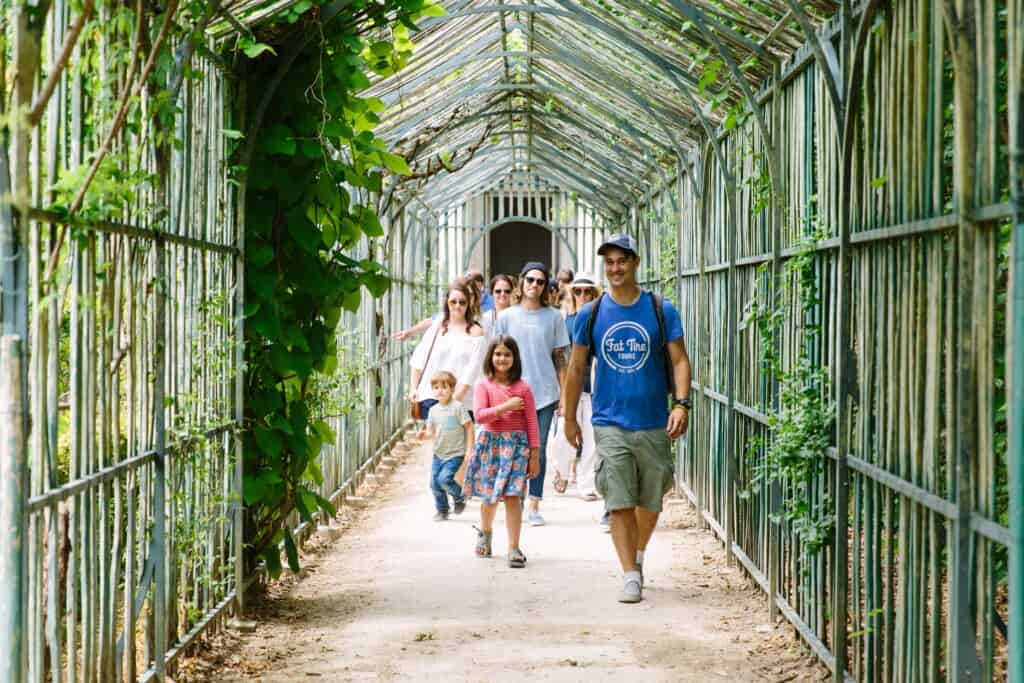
[551,273,601,501]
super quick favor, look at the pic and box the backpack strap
[648,291,676,397]
[585,292,605,358]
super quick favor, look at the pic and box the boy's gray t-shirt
[493,306,570,410]
[428,400,472,459]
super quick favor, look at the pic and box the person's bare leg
[609,508,640,572]
[504,496,522,549]
[635,507,660,551]
[480,501,498,532]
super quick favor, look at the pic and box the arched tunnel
[0,0,1021,680]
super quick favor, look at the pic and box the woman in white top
[409,280,486,420]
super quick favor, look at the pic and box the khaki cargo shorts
[594,425,674,512]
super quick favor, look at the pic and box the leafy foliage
[240,0,436,576]
[740,225,835,555]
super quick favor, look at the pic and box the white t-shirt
[410,320,486,400]
[493,305,570,410]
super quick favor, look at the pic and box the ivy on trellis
[239,0,440,577]
[740,223,836,555]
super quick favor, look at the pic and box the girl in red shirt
[463,336,540,567]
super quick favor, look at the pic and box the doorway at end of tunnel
[489,221,553,279]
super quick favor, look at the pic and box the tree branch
[44,0,179,284]
[28,0,95,127]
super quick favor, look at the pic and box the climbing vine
[741,222,835,554]
[239,0,440,577]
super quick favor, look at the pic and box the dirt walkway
[183,432,827,682]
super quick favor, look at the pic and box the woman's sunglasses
[493,288,512,295]
[448,299,467,306]
[523,276,546,286]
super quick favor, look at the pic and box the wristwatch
[672,397,692,410]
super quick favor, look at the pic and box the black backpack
[585,290,676,396]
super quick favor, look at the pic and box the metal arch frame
[664,0,783,209]
[779,0,844,121]
[378,48,689,160]
[403,110,651,192]
[412,146,625,216]
[461,215,579,272]
[398,108,650,179]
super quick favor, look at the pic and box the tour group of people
[397,234,692,603]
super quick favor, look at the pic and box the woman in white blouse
[409,280,486,420]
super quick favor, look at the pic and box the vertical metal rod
[768,61,783,625]
[832,0,854,675]
[0,336,25,683]
[153,238,168,680]
[1006,0,1024,671]
[233,79,248,619]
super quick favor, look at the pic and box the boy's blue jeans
[431,454,466,513]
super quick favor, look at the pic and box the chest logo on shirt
[600,322,651,373]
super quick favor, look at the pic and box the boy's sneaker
[619,572,643,603]
[433,511,448,522]
[528,511,546,526]
[453,499,467,515]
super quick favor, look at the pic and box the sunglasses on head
[523,276,545,285]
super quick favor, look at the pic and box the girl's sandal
[553,472,568,494]
[473,526,493,557]
[507,548,527,568]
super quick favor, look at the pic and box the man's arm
[563,344,590,448]
[666,338,692,439]
[552,345,569,413]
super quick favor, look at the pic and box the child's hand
[526,449,540,478]
[502,396,526,413]
[417,429,430,441]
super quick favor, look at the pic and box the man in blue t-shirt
[563,234,692,604]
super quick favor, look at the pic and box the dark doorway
[489,221,552,279]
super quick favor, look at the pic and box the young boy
[419,370,474,521]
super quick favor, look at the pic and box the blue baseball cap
[597,233,638,256]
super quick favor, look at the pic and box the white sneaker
[528,511,546,526]
[619,572,642,603]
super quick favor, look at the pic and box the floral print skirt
[463,430,529,504]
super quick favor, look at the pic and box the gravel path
[189,432,827,682]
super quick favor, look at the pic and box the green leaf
[261,124,297,156]
[287,217,322,254]
[249,243,275,268]
[264,545,283,580]
[342,288,361,312]
[313,492,337,517]
[358,206,384,237]
[242,473,267,505]
[380,151,410,175]
[249,303,281,339]
[361,271,391,297]
[313,419,336,445]
[305,458,324,487]
[244,300,261,318]
[269,412,295,435]
[254,425,283,458]
[280,528,299,577]
[247,266,277,301]
[241,37,277,59]
[222,128,245,140]
[420,1,445,17]
[282,325,310,352]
